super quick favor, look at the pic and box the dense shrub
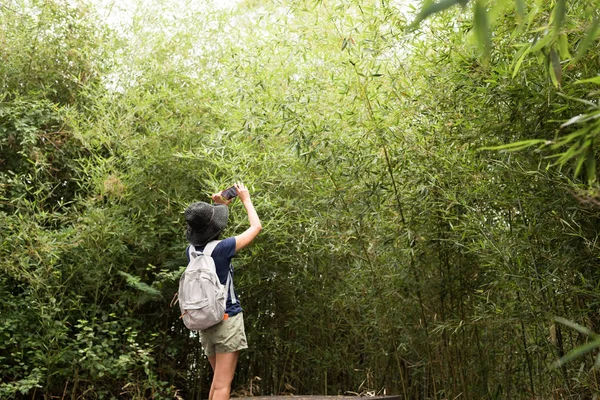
[1,0,600,398]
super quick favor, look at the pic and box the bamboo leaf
[575,76,600,85]
[574,152,586,177]
[481,139,547,151]
[409,0,465,30]
[552,128,591,151]
[560,112,600,128]
[549,48,562,88]
[557,92,598,107]
[341,38,348,51]
[529,33,553,53]
[557,33,571,59]
[474,0,491,59]
[554,316,595,337]
[118,271,162,298]
[561,114,587,128]
[560,111,600,128]
[552,0,566,33]
[555,338,600,368]
[488,0,510,28]
[512,43,531,78]
[571,17,600,65]
[554,142,583,165]
[514,0,525,20]
[586,150,596,183]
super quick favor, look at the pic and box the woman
[184,182,262,400]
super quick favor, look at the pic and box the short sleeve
[212,237,236,259]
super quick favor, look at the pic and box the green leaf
[117,271,162,298]
[554,141,584,166]
[549,48,562,88]
[514,0,525,20]
[488,0,511,27]
[560,111,600,128]
[586,150,596,183]
[571,17,600,65]
[481,139,547,151]
[552,0,566,33]
[474,0,491,59]
[341,38,348,51]
[529,33,553,53]
[561,113,599,128]
[409,0,465,30]
[555,338,600,367]
[556,92,598,107]
[512,43,531,78]
[561,114,587,128]
[574,76,600,85]
[554,316,595,337]
[574,152,586,177]
[557,33,571,59]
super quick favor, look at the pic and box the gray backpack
[178,240,232,330]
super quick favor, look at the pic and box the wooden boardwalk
[237,397,402,400]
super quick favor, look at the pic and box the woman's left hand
[212,192,232,205]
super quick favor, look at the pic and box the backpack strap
[188,240,220,259]
[203,240,220,256]
[226,269,237,305]
[188,245,197,259]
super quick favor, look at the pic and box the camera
[221,186,238,200]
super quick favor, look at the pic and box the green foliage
[0,0,110,104]
[2,0,600,398]
[411,0,600,187]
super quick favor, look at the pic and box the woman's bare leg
[208,355,217,399]
[208,351,239,400]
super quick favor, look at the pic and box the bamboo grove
[1,0,600,398]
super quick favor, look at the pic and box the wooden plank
[236,397,402,400]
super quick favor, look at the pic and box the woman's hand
[235,182,251,203]
[211,191,232,205]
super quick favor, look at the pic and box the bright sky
[93,0,422,32]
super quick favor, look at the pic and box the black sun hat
[185,202,229,246]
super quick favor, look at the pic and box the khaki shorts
[200,312,248,357]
